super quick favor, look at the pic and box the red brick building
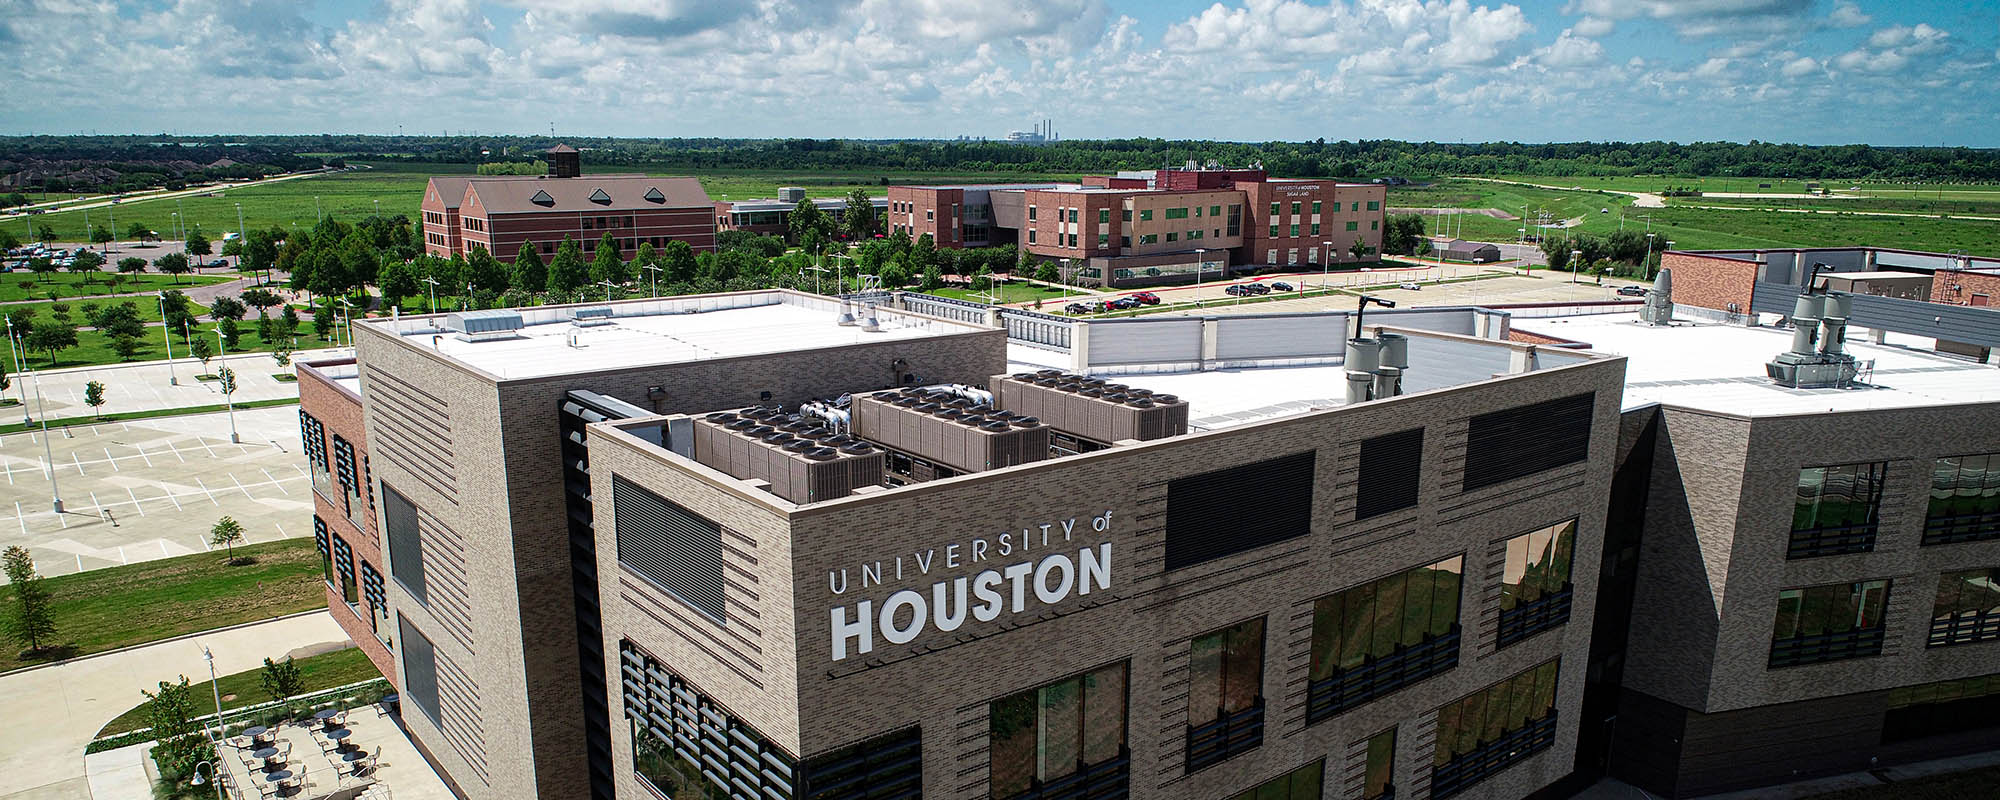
[297,357,397,685]
[884,167,1386,287]
[714,195,887,239]
[421,145,715,265]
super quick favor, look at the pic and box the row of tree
[1538,229,1671,276]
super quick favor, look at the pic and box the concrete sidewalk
[0,611,348,800]
[3,347,346,420]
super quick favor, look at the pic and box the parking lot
[0,405,310,578]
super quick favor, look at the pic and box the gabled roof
[463,175,712,214]
[427,176,474,210]
[547,143,578,154]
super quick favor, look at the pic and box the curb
[0,608,331,679]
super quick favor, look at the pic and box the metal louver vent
[1357,427,1423,520]
[1464,393,1594,491]
[1166,450,1316,571]
[613,475,725,623]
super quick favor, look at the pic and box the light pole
[33,370,61,512]
[202,646,225,738]
[598,280,616,303]
[215,326,239,443]
[189,761,226,800]
[643,264,662,298]
[158,293,178,385]
[1571,249,1581,284]
[1321,241,1332,290]
[1193,248,1207,307]
[421,277,440,313]
[338,298,355,348]
[234,203,246,276]
[175,198,185,240]
[1645,233,1657,279]
[171,212,180,244]
[314,195,324,222]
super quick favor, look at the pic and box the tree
[110,334,141,361]
[0,230,17,251]
[260,655,306,703]
[25,320,76,365]
[631,242,658,286]
[511,243,547,293]
[142,676,209,781]
[271,345,293,369]
[208,295,246,321]
[1348,240,1375,262]
[216,366,236,396]
[1383,214,1427,256]
[244,229,280,284]
[27,256,55,277]
[279,305,300,337]
[1540,235,1573,272]
[378,259,418,309]
[1034,260,1059,284]
[239,287,282,314]
[971,264,993,292]
[920,265,943,291]
[466,245,508,294]
[89,225,113,247]
[91,303,146,340]
[125,222,151,241]
[660,240,697,284]
[788,198,832,246]
[35,223,56,244]
[589,233,628,286]
[154,252,192,284]
[68,248,104,280]
[83,380,106,419]
[116,256,145,274]
[2,546,58,655]
[191,335,215,373]
[210,516,245,565]
[312,302,333,341]
[184,230,211,266]
[545,236,586,292]
[843,188,879,240]
[909,233,937,275]
[219,317,241,350]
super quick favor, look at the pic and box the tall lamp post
[158,293,179,385]
[421,277,440,313]
[1321,241,1333,290]
[1645,233,1657,280]
[234,203,247,277]
[1193,248,1207,307]
[1571,249,1582,284]
[33,369,60,512]
[5,315,30,423]
[643,264,662,298]
[215,326,239,443]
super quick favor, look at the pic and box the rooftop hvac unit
[851,389,1052,474]
[1766,268,1860,389]
[988,372,1189,444]
[778,187,807,203]
[571,306,615,327]
[446,309,525,342]
[692,410,883,503]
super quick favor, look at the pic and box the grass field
[929,281,1081,305]
[1475,174,2000,196]
[1,269,233,303]
[95,646,381,737]
[1670,194,2000,217]
[0,538,326,673]
[13,316,334,371]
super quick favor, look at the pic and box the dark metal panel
[399,615,441,726]
[383,483,426,603]
[1356,428,1423,520]
[613,474,727,623]
[1464,393,1594,491]
[1165,450,1316,571]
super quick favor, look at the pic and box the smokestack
[1819,294,1851,356]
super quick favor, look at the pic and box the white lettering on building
[829,542,1113,662]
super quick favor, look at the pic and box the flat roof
[1522,312,2000,414]
[363,292,987,381]
[1821,271,1933,281]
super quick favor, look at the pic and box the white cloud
[1780,55,1818,77]
[1572,15,1614,37]
[1536,28,1605,67]
[1828,1,1869,28]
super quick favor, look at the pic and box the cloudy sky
[2,0,1995,145]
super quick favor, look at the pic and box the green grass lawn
[95,646,381,737]
[691,169,1080,202]
[928,280,1081,305]
[1,269,233,303]
[1671,194,2000,217]
[12,315,335,370]
[1,295,216,327]
[1804,764,2000,799]
[0,538,327,673]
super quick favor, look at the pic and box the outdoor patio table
[326,727,354,750]
[244,725,272,741]
[314,708,342,727]
[253,747,282,768]
[261,769,292,783]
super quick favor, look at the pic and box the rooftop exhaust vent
[1767,263,1860,389]
[529,189,555,207]
[446,309,525,342]
[1639,268,1675,326]
[571,306,614,327]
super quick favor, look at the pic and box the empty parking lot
[0,405,310,578]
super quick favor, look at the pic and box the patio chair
[353,747,381,777]
[226,733,256,750]
[315,732,340,755]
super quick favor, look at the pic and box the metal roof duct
[1767,265,1860,388]
[446,309,525,342]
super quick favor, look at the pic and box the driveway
[0,611,347,800]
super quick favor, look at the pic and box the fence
[87,677,392,752]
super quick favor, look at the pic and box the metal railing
[1928,613,2000,648]
[1306,629,1460,725]
[1768,626,1885,668]
[998,749,1130,800]
[1429,713,1558,799]
[1922,509,2000,546]
[1496,589,1573,649]
[1787,522,1877,559]
[1185,699,1265,773]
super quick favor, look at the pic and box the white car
[1398,282,1421,291]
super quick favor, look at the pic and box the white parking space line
[161,483,183,510]
[263,468,288,495]
[54,510,65,529]
[137,444,154,467]
[275,521,289,538]
[105,447,119,472]
[13,502,22,535]
[127,486,145,516]
[196,437,217,458]
[194,477,219,505]
[3,458,12,485]
[117,546,126,564]
[167,440,186,463]
[229,472,252,499]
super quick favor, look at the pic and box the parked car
[1064,302,1095,315]
[1131,292,1161,305]
[1269,281,1295,292]
[1224,284,1253,297]
[207,258,229,268]
[1617,285,1648,297]
[1398,282,1421,290]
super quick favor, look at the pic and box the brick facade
[1932,269,2000,307]
[1659,252,1760,314]
[296,359,397,685]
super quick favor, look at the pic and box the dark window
[1497,519,1577,648]
[399,615,440,726]
[1308,556,1462,723]
[1929,568,2000,648]
[1770,579,1890,667]
[1790,462,1886,558]
[1357,428,1423,519]
[613,475,726,623]
[332,534,358,606]
[333,436,361,519]
[360,561,387,636]
[1166,451,1315,571]
[620,641,797,800]
[383,483,426,604]
[1363,728,1396,800]
[1464,393,1593,491]
[1187,618,1265,773]
[1883,674,2000,744]
[1926,453,2000,545]
[802,727,921,800]
[313,515,333,588]
[1431,659,1560,799]
[1225,759,1322,800]
[990,661,1128,800]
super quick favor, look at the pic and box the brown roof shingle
[463,175,711,214]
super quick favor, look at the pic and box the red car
[1130,292,1162,305]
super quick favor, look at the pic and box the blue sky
[2,1,1995,146]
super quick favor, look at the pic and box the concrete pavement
[4,347,344,421]
[0,611,348,800]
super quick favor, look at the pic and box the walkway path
[0,611,348,800]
